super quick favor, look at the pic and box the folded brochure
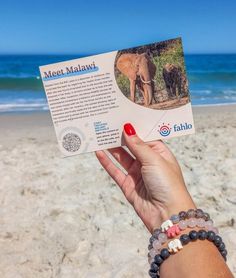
[39,37,195,157]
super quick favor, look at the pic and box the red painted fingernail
[124,123,136,136]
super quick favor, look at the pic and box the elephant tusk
[139,75,152,84]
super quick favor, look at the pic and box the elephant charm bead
[167,224,181,238]
[168,239,183,253]
[161,219,173,232]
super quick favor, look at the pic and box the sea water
[0,54,236,113]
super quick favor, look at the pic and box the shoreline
[0,102,235,116]
[0,103,235,128]
[0,104,235,145]
[0,104,235,141]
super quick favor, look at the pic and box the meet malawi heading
[42,61,99,81]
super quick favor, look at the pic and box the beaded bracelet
[150,208,211,239]
[148,218,218,263]
[148,230,227,278]
[148,209,216,253]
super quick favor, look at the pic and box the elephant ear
[116,54,138,80]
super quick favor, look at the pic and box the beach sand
[0,105,235,278]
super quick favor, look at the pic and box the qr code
[62,133,81,152]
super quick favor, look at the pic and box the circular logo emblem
[158,123,171,137]
[62,133,81,152]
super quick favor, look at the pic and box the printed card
[39,37,195,156]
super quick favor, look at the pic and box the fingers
[108,147,134,172]
[95,150,126,188]
[95,150,137,203]
[123,123,162,164]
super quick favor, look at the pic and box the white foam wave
[193,102,236,107]
[191,90,212,95]
[0,102,48,113]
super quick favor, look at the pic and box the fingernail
[124,123,136,136]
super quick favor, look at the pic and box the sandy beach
[0,105,236,278]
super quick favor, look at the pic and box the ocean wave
[0,77,43,91]
[188,70,236,74]
[0,102,48,113]
[188,88,236,106]
[191,89,212,95]
[0,97,48,113]
[191,89,236,95]
[0,97,46,103]
[188,72,236,83]
[222,89,236,96]
[193,102,236,107]
[0,73,40,78]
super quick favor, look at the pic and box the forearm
[160,239,233,278]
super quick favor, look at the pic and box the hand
[95,123,196,233]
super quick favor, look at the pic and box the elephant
[168,239,183,253]
[116,53,156,106]
[163,63,186,99]
[161,219,173,232]
[167,224,181,238]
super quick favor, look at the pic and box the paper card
[39,37,195,157]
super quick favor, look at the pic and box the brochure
[39,37,195,157]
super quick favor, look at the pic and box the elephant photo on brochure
[116,53,157,106]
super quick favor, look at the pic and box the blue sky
[0,0,235,55]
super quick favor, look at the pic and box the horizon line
[0,52,236,56]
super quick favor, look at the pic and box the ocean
[0,54,236,113]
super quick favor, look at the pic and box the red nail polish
[124,123,136,136]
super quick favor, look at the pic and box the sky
[0,0,235,55]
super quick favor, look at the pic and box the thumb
[123,123,161,164]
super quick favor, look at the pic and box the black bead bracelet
[148,230,227,278]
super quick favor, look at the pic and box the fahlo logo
[173,123,193,132]
[158,122,193,137]
[158,123,171,137]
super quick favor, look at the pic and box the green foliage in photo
[116,74,130,98]
[152,40,185,90]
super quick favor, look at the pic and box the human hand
[95,123,196,233]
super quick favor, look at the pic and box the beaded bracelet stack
[147,209,228,278]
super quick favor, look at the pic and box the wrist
[165,199,197,221]
[150,196,196,234]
